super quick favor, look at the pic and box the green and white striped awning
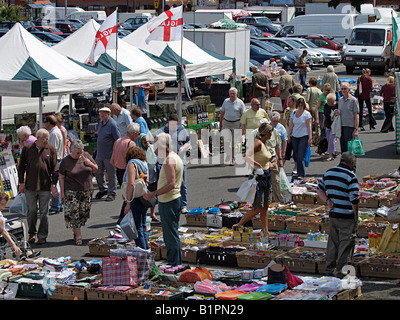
[0,23,111,97]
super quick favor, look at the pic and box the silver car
[261,37,324,67]
[290,38,342,65]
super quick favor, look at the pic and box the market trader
[296,50,309,92]
[251,66,270,110]
[18,128,59,245]
[317,152,359,278]
[219,87,245,166]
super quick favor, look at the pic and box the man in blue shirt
[317,152,359,278]
[110,103,132,137]
[157,114,191,213]
[95,106,121,201]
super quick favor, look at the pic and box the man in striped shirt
[317,152,359,278]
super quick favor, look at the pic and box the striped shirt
[317,163,359,219]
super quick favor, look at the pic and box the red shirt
[380,83,395,103]
[358,76,373,100]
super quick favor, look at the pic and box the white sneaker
[181,208,188,214]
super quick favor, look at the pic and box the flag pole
[114,9,119,104]
[178,4,183,125]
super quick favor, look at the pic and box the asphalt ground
[3,63,400,302]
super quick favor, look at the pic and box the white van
[276,14,358,43]
[1,95,74,125]
[343,23,400,74]
[67,11,107,22]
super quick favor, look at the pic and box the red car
[32,26,63,35]
[305,35,344,58]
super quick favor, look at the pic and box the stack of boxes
[232,226,262,243]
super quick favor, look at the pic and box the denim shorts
[253,185,272,209]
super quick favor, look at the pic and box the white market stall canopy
[122,23,235,79]
[53,19,179,87]
[0,23,111,97]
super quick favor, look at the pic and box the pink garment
[24,135,37,146]
[111,136,135,169]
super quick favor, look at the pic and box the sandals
[73,233,83,246]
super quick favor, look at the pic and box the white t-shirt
[291,110,312,138]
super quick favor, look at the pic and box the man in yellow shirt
[240,98,270,135]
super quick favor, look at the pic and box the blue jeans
[291,135,309,178]
[181,164,188,209]
[299,73,307,91]
[50,160,62,212]
[159,197,182,266]
[131,198,148,249]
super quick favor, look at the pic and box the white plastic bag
[237,176,258,204]
[9,193,28,215]
[279,168,292,193]
[120,210,138,240]
[294,71,300,83]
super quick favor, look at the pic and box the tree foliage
[0,4,24,21]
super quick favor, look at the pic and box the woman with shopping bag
[121,146,150,250]
[233,122,274,237]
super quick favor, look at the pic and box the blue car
[251,39,297,70]
[250,45,282,66]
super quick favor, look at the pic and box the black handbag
[267,263,287,284]
[138,196,157,208]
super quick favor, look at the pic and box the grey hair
[126,123,140,136]
[16,125,31,137]
[229,87,238,94]
[293,83,303,93]
[155,132,171,154]
[270,111,281,121]
[327,65,334,72]
[36,128,48,139]
[340,152,356,165]
[70,139,84,152]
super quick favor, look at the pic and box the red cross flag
[86,10,118,65]
[145,6,183,43]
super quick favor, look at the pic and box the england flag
[145,6,183,43]
[86,10,118,65]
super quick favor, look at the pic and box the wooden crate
[86,287,129,300]
[359,197,380,208]
[292,194,316,204]
[47,285,86,300]
[181,248,198,263]
[332,287,362,300]
[236,249,284,269]
[285,216,320,233]
[88,237,118,257]
[275,247,326,274]
[185,214,207,227]
[356,219,390,238]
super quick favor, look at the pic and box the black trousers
[358,98,376,128]
[381,102,395,132]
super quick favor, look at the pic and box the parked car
[29,25,63,34]
[0,20,35,30]
[246,25,264,39]
[262,37,323,67]
[237,16,273,25]
[122,16,150,31]
[250,23,280,36]
[251,39,297,70]
[250,45,282,66]
[305,35,344,59]
[54,22,79,34]
[290,37,342,65]
[30,31,64,46]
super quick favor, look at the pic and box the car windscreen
[255,17,272,24]
[285,39,304,48]
[348,28,385,46]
